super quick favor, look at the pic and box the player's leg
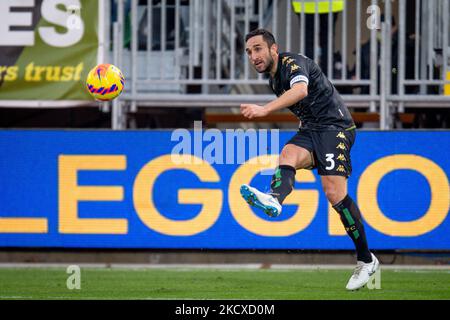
[321,175,372,264]
[240,144,313,217]
[268,144,313,204]
[314,129,379,290]
[240,130,314,217]
[332,194,379,290]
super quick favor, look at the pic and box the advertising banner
[0,0,102,106]
[0,130,449,250]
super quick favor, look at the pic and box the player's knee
[279,145,311,169]
[323,184,343,205]
[279,146,297,166]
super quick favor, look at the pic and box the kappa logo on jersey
[336,132,346,139]
[336,143,347,150]
[291,64,300,72]
[282,57,295,65]
[337,165,346,173]
[337,154,347,161]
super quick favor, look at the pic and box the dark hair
[245,29,276,47]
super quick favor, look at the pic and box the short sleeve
[283,55,310,88]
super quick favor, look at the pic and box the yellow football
[86,63,125,101]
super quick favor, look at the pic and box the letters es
[0,0,84,47]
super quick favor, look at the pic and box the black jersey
[269,52,355,130]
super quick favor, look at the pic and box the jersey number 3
[325,153,335,170]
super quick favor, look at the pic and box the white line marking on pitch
[0,263,449,271]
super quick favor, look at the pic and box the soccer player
[240,28,379,291]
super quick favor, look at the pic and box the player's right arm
[263,82,308,113]
[240,82,307,119]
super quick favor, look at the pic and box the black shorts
[286,128,356,177]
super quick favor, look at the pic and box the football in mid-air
[86,63,125,101]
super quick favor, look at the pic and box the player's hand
[240,104,269,119]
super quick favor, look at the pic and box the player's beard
[254,55,274,74]
[262,58,274,74]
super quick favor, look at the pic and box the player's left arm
[240,83,308,119]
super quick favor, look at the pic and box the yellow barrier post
[445,71,450,95]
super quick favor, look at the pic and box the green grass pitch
[0,267,449,300]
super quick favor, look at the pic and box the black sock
[333,195,372,263]
[269,165,296,204]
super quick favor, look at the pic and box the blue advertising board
[0,130,449,249]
